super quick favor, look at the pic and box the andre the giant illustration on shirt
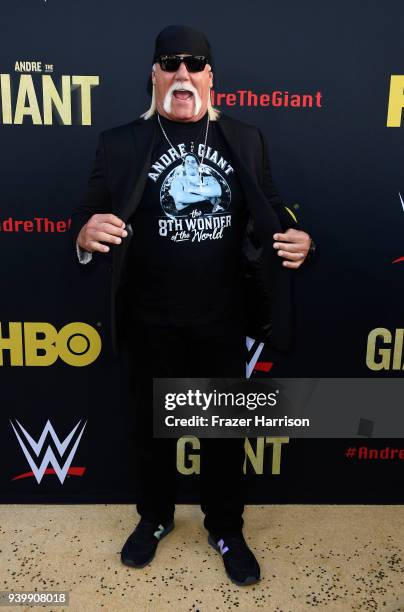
[148,140,235,243]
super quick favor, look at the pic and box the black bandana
[147,24,214,96]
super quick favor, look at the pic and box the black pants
[127,315,247,537]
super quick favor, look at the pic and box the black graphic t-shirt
[127,112,248,325]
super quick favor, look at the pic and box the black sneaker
[208,532,261,586]
[121,518,174,568]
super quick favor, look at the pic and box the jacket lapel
[120,115,159,223]
[216,114,282,241]
[112,116,158,291]
[217,114,291,350]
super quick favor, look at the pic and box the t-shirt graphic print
[150,141,234,243]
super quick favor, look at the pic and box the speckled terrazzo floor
[0,505,403,612]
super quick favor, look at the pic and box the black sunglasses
[158,55,208,73]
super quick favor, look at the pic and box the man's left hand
[273,229,312,269]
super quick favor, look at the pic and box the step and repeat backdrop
[1,0,403,503]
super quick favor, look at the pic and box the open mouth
[173,89,193,101]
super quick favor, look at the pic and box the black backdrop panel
[1,0,403,503]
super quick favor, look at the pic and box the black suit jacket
[70,111,304,356]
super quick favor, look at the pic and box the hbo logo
[0,322,101,366]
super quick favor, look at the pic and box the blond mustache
[163,82,202,116]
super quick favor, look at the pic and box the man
[70,25,314,587]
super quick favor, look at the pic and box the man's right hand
[77,213,128,253]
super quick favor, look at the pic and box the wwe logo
[246,336,264,378]
[391,192,404,264]
[10,419,87,484]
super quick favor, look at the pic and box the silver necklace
[157,112,210,186]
